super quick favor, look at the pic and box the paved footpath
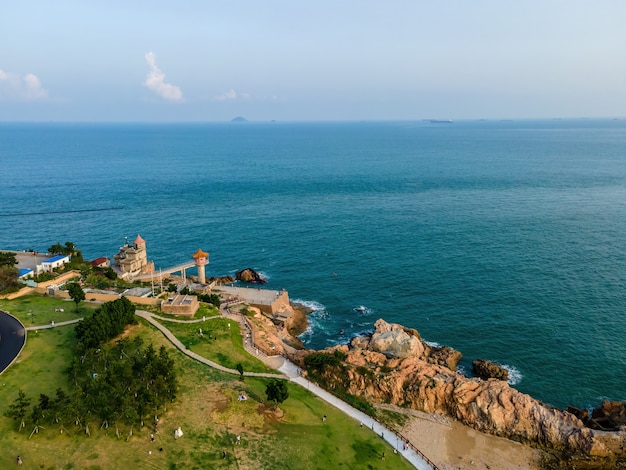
[26,318,82,330]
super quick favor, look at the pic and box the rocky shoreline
[281,317,626,469]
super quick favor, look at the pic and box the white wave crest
[293,299,330,344]
[292,298,326,312]
[500,363,522,386]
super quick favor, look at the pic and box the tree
[48,243,65,255]
[4,389,31,431]
[236,363,244,380]
[265,379,289,407]
[0,252,17,267]
[67,282,85,312]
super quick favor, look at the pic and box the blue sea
[1,119,625,411]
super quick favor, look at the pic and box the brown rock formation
[236,268,267,283]
[207,275,235,285]
[472,358,509,381]
[292,319,625,465]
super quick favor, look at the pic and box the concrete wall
[33,288,160,307]
[0,270,81,300]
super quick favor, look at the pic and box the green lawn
[0,295,415,469]
[0,294,97,325]
[164,317,276,374]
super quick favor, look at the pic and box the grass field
[0,294,97,325]
[0,296,414,469]
[163,317,276,374]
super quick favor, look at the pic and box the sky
[1,1,625,122]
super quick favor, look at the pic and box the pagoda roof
[192,248,208,259]
[134,234,146,245]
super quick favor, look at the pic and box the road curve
[0,310,26,375]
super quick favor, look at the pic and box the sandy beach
[383,405,542,470]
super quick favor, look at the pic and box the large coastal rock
[367,318,425,358]
[472,358,509,381]
[236,268,267,283]
[293,318,624,464]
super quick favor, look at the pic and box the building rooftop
[44,255,69,263]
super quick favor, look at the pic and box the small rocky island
[287,319,626,468]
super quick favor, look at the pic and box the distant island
[231,116,248,122]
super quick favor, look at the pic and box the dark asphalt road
[0,310,26,374]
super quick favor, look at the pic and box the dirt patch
[258,403,285,422]
[384,404,542,470]
[210,388,265,429]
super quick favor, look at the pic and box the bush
[304,353,341,372]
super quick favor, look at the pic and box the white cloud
[23,73,47,100]
[143,52,183,102]
[0,68,48,101]
[214,88,252,101]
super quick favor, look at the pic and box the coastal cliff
[290,319,626,467]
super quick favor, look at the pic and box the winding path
[0,310,27,375]
[137,309,434,469]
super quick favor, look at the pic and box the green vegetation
[265,379,289,406]
[304,352,342,371]
[0,294,414,469]
[305,352,377,417]
[0,251,19,294]
[0,294,97,324]
[67,282,86,312]
[5,298,177,438]
[164,317,275,374]
[74,297,137,349]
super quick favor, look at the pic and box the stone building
[113,234,154,279]
[161,294,199,316]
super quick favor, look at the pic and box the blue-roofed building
[41,254,70,272]
[18,268,34,279]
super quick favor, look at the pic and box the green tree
[67,282,85,311]
[265,379,289,408]
[4,389,31,431]
[48,243,65,255]
[0,252,17,267]
[236,363,244,380]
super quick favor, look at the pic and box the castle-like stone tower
[192,248,209,284]
[113,234,154,278]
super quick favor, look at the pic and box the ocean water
[1,119,625,410]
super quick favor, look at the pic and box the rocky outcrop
[206,275,235,285]
[293,318,624,463]
[569,401,626,431]
[367,318,425,358]
[236,268,267,283]
[472,358,509,381]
